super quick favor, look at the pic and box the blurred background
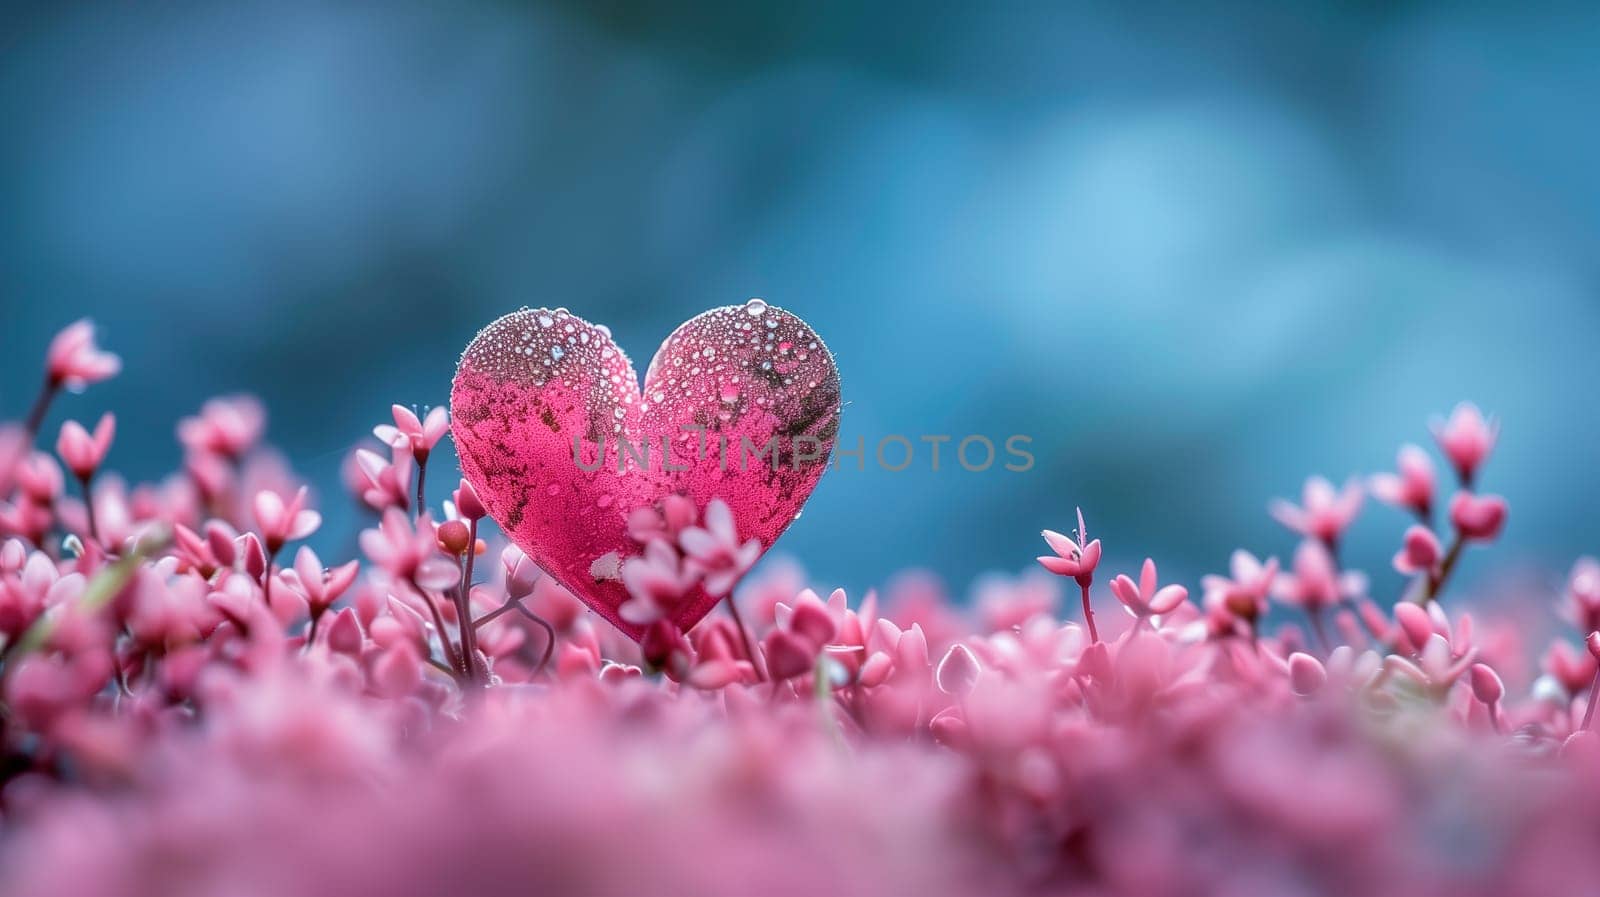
[3,0,1598,610]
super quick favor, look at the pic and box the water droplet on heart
[546,483,561,496]
[744,298,768,316]
[538,313,554,328]
[613,407,625,419]
[550,346,565,361]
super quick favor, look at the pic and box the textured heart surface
[451,302,840,639]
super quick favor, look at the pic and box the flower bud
[437,520,471,556]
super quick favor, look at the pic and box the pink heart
[451,302,840,640]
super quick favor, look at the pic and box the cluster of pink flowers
[3,320,1600,897]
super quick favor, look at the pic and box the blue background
[4,1,1597,608]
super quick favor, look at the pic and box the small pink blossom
[1201,550,1278,624]
[619,539,695,625]
[1273,540,1362,613]
[252,486,321,554]
[287,546,360,616]
[1431,402,1498,485]
[374,405,449,462]
[359,509,458,591]
[1369,444,1436,519]
[762,627,818,680]
[678,499,761,597]
[14,452,64,504]
[1392,525,1443,576]
[500,545,541,602]
[452,478,487,521]
[353,445,414,511]
[45,319,121,391]
[177,396,266,460]
[56,414,115,481]
[1449,491,1507,542]
[1270,476,1363,544]
[1384,633,1476,699]
[626,494,697,544]
[1109,558,1188,621]
[1037,507,1101,588]
[1567,557,1600,632]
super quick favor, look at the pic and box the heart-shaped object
[451,301,840,640]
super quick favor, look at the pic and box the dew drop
[744,298,768,316]
[550,346,566,361]
[538,313,554,328]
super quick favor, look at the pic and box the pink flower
[252,486,321,554]
[1109,558,1189,620]
[374,405,450,462]
[359,508,458,591]
[1384,633,1476,700]
[1567,557,1600,632]
[762,627,818,680]
[286,546,360,616]
[1392,525,1442,576]
[177,396,266,460]
[620,540,696,625]
[55,414,114,481]
[1273,540,1362,613]
[678,499,760,597]
[626,494,697,544]
[1449,492,1507,542]
[639,619,691,676]
[45,319,121,391]
[15,451,64,503]
[1369,444,1435,519]
[452,478,487,521]
[1037,507,1102,588]
[1270,476,1363,544]
[1431,402,1497,485]
[1201,550,1278,623]
[352,445,414,511]
[500,545,541,602]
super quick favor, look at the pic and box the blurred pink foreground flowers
[4,324,1600,897]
